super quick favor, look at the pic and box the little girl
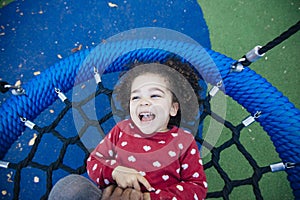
[87,61,207,199]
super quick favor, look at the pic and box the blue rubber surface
[0,1,211,199]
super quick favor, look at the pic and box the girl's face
[130,73,179,135]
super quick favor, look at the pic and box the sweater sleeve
[86,126,120,188]
[150,140,207,200]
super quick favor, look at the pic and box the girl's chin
[136,123,158,135]
[133,118,165,135]
[138,127,156,135]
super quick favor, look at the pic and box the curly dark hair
[112,58,203,133]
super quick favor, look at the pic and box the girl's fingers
[137,176,152,192]
[101,185,117,200]
[110,187,124,198]
[132,179,141,191]
[129,189,143,200]
[121,188,132,200]
[122,188,143,200]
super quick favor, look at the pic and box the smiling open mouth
[139,112,155,122]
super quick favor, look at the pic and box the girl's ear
[170,102,179,117]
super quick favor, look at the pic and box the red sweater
[87,119,207,200]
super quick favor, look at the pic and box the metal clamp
[55,88,67,102]
[231,60,245,72]
[94,67,101,84]
[246,46,265,63]
[0,160,9,168]
[242,111,261,127]
[285,162,296,169]
[270,162,296,172]
[3,84,26,96]
[209,81,223,97]
[20,117,36,130]
[11,87,26,96]
[231,46,266,72]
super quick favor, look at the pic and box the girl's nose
[140,98,151,106]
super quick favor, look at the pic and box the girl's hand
[143,192,151,200]
[101,185,151,200]
[112,166,153,192]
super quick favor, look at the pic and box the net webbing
[3,79,276,200]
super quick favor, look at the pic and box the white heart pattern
[121,141,127,146]
[129,123,134,129]
[171,133,178,137]
[176,185,184,191]
[178,143,183,150]
[108,150,113,157]
[191,148,196,155]
[92,164,98,171]
[182,163,188,170]
[104,179,110,185]
[158,140,166,144]
[168,151,176,157]
[128,155,136,162]
[192,172,199,178]
[199,159,203,165]
[96,152,103,158]
[194,193,199,200]
[153,161,161,167]
[110,160,116,165]
[143,145,151,151]
[134,134,141,138]
[203,181,208,188]
[162,175,169,181]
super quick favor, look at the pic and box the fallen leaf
[28,133,37,146]
[34,176,39,183]
[15,80,21,86]
[108,2,118,7]
[71,44,82,52]
[7,172,13,182]
[34,71,40,76]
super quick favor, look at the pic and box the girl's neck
[157,128,169,133]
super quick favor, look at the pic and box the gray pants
[48,174,102,200]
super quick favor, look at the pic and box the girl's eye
[151,94,162,98]
[131,96,140,101]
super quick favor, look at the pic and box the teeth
[139,112,155,121]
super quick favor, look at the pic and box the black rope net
[1,72,289,200]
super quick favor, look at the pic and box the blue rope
[0,39,299,197]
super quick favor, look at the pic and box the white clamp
[55,88,67,102]
[20,117,36,130]
[209,81,222,97]
[242,111,261,126]
[245,46,265,63]
[94,67,101,84]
